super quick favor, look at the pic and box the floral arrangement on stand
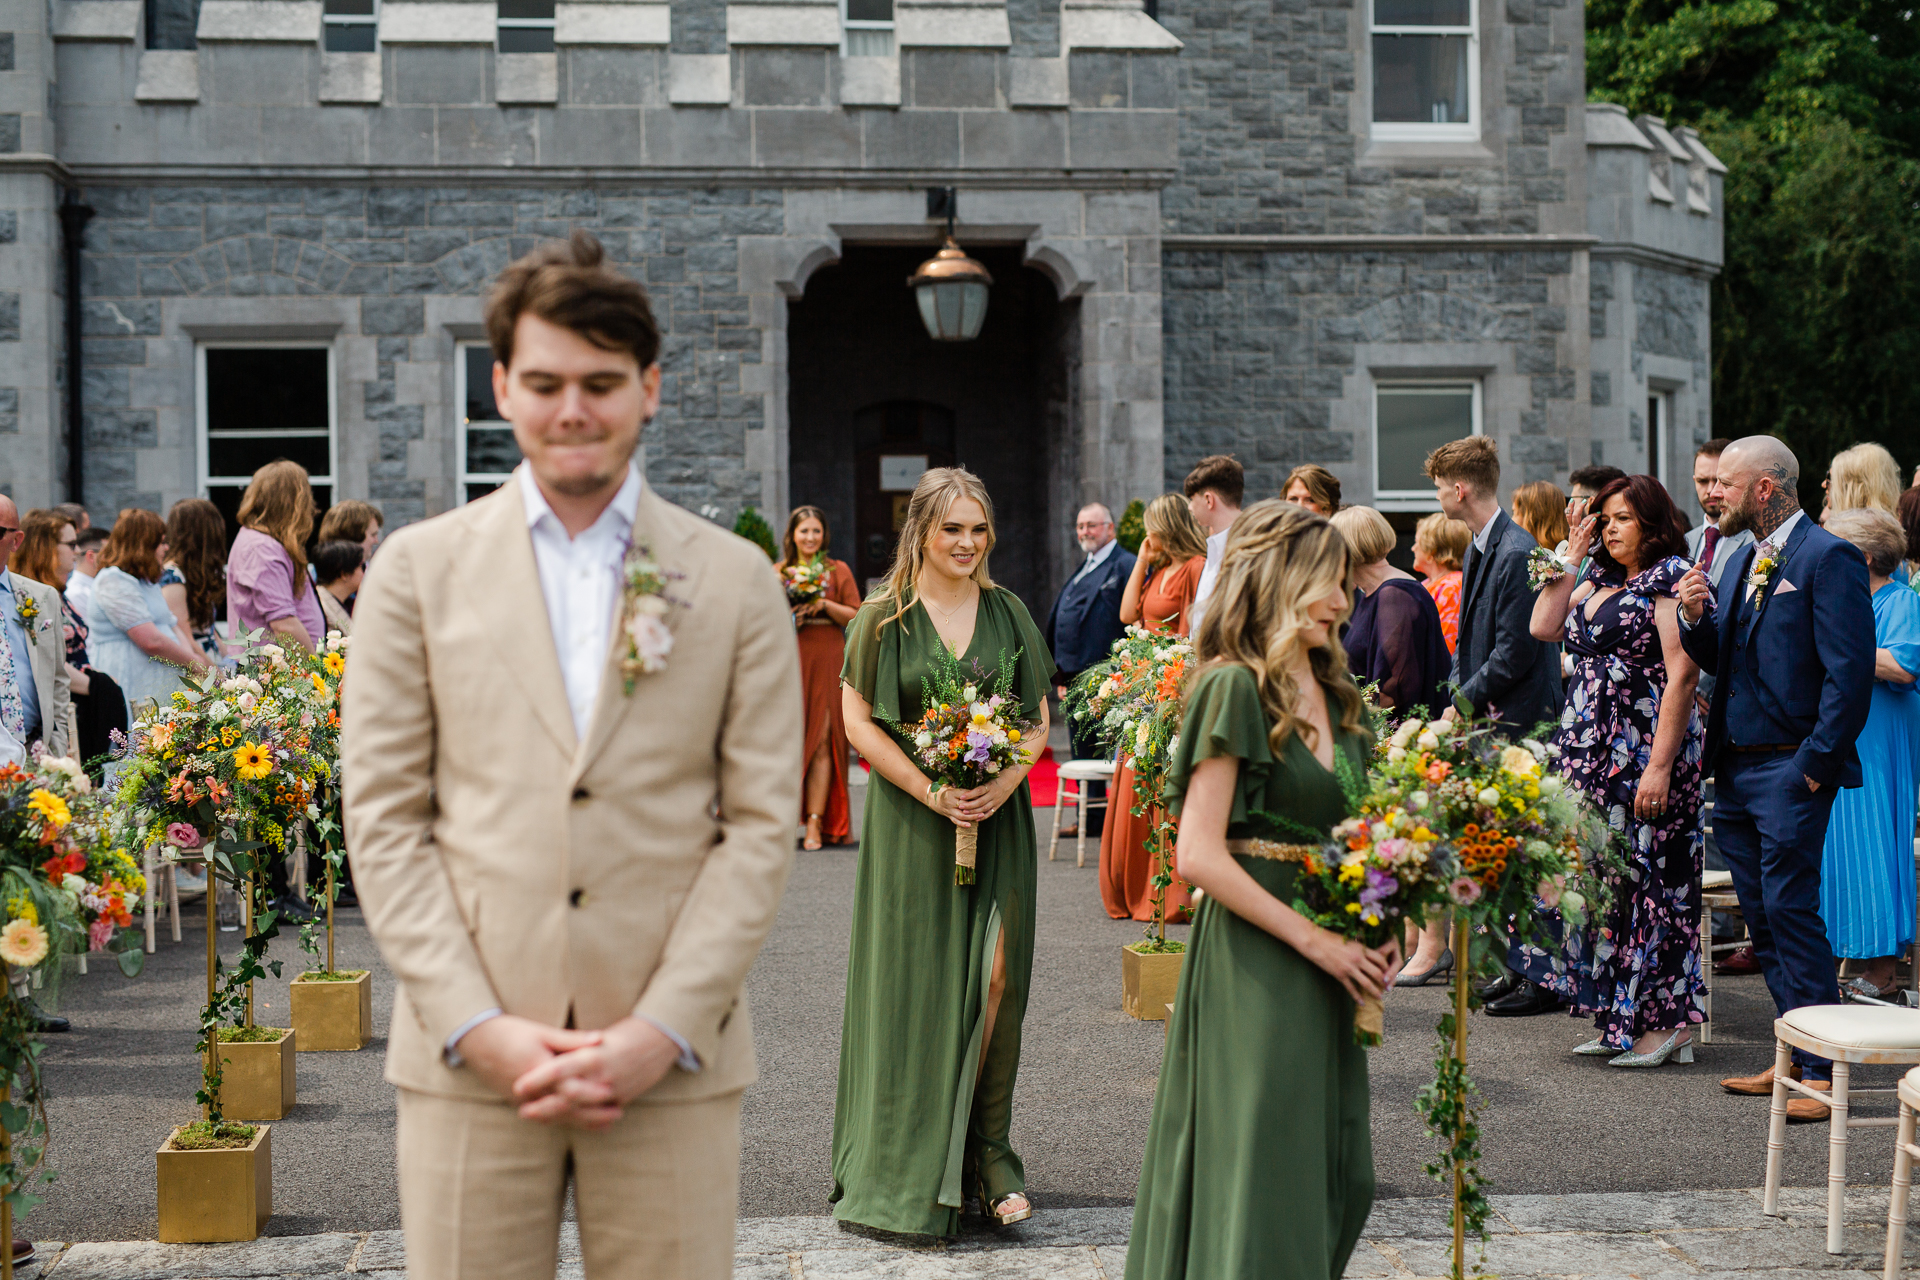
[881,645,1036,886]
[781,555,831,609]
[1064,626,1193,950]
[108,633,346,1137]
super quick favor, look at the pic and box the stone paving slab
[27,1189,1920,1279]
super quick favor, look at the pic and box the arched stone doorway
[786,245,1078,616]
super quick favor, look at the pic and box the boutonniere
[1746,553,1778,601]
[618,542,686,694]
[15,593,39,645]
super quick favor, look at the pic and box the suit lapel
[455,488,578,758]
[571,485,704,781]
[1744,515,1811,638]
[1459,511,1503,623]
[7,573,53,712]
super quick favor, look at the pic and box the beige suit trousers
[395,1087,743,1280]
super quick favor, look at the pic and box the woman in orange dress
[1412,511,1471,655]
[1099,494,1210,921]
[779,506,864,850]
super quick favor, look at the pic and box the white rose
[61,874,86,896]
[1391,719,1423,749]
[626,613,675,673]
[1416,731,1440,751]
[987,762,1002,775]
[1409,790,1429,811]
[306,804,320,820]
[963,684,978,702]
[1387,746,1408,763]
[1429,719,1456,738]
[1540,776,1563,795]
[915,731,933,749]
[1477,787,1501,807]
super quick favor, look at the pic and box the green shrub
[733,506,779,560]
[1116,499,1146,554]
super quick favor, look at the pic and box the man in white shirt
[1683,437,1753,588]
[64,526,106,625]
[1183,455,1245,634]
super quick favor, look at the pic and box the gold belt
[1224,838,1320,863]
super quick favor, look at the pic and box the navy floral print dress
[1541,554,1707,1046]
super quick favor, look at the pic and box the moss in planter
[296,970,369,982]
[170,1121,258,1151]
[1126,939,1188,956]
[216,1025,288,1043]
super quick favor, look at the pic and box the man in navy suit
[1678,435,1873,1122]
[1046,504,1136,837]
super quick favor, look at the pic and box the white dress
[86,567,188,724]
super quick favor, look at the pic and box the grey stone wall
[73,183,779,523]
[1161,246,1581,496]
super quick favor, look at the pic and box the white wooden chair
[1882,1064,1920,1280]
[1764,1005,1920,1253]
[1698,867,1738,1045]
[1049,759,1114,868]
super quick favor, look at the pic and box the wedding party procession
[2,0,1920,1267]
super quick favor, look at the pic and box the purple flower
[1358,867,1399,908]
[964,730,993,765]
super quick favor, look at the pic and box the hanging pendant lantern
[908,237,994,342]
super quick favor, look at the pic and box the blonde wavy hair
[870,466,997,632]
[1827,442,1903,515]
[1191,498,1369,757]
[1143,492,1209,567]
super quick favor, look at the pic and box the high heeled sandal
[803,814,824,852]
[984,1190,1032,1226]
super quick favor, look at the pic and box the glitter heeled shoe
[1608,1029,1694,1068]
[1572,1037,1620,1056]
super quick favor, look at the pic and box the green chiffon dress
[831,587,1056,1237]
[1127,664,1375,1280]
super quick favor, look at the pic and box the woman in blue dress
[1818,508,1920,999]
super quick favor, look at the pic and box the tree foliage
[1587,0,1920,477]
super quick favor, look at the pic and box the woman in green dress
[1128,499,1402,1280]
[834,466,1056,1236]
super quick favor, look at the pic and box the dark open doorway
[786,244,1078,618]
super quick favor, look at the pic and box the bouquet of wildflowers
[883,644,1036,886]
[1526,542,1580,590]
[782,555,832,607]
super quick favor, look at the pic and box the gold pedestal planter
[218,1029,296,1121]
[290,971,372,1051]
[1122,944,1185,1021]
[156,1124,271,1242]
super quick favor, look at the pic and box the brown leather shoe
[1723,1063,1800,1095]
[1787,1079,1833,1123]
[1716,946,1763,975]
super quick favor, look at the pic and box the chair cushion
[1057,760,1116,780]
[1702,870,1733,890]
[1781,1004,1920,1051]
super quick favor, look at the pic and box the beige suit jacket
[6,572,70,759]
[341,481,803,1103]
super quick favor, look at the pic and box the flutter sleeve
[995,588,1058,720]
[1167,555,1204,637]
[1879,589,1920,693]
[829,560,862,610]
[92,570,155,635]
[1162,663,1273,823]
[839,600,901,722]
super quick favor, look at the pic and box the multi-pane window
[497,0,556,52]
[197,345,336,534]
[843,0,894,55]
[457,343,522,503]
[322,0,377,52]
[1371,0,1477,141]
[1374,381,1481,507]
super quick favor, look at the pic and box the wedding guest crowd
[1283,463,1341,516]
[1331,505,1449,716]
[11,509,123,776]
[1511,480,1570,550]
[778,505,860,851]
[162,498,229,662]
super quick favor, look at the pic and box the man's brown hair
[1423,436,1500,498]
[485,231,660,371]
[1183,454,1245,507]
[1695,437,1733,460]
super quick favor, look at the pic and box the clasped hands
[456,1013,682,1130]
[926,771,1023,827]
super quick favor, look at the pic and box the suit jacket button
[572,787,590,802]
[569,888,586,907]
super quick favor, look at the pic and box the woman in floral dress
[1528,474,1706,1067]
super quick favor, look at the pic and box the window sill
[1360,134,1495,166]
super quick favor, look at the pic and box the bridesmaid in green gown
[1128,500,1402,1280]
[833,467,1056,1237]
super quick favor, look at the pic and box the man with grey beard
[1677,435,1873,1122]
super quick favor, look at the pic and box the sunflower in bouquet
[883,644,1038,886]
[781,555,832,608]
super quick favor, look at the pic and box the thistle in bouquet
[782,554,831,608]
[883,645,1037,886]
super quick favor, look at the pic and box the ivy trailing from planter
[195,832,287,1125]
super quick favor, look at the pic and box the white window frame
[456,341,517,503]
[195,341,338,504]
[1372,378,1483,511]
[1646,387,1673,485]
[1369,0,1479,143]
[497,0,556,51]
[841,0,894,55]
[321,0,378,52]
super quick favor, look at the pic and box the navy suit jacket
[1679,514,1874,788]
[1451,509,1563,733]
[1046,544,1136,678]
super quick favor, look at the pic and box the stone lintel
[1061,5,1180,50]
[319,51,383,102]
[51,0,142,41]
[839,55,900,106]
[496,52,559,102]
[726,4,841,46]
[895,3,1011,48]
[380,2,498,44]
[134,49,200,102]
[668,53,732,103]
[1162,233,1602,251]
[555,3,669,44]
[196,0,322,41]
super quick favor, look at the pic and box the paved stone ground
[22,1187,1920,1278]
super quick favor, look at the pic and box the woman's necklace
[921,582,975,623]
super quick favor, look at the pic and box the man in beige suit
[343,232,802,1280]
[0,496,71,762]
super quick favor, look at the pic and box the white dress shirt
[65,570,94,627]
[1745,509,1803,599]
[1069,536,1118,587]
[1685,521,1753,588]
[1188,528,1230,634]
[447,461,698,1073]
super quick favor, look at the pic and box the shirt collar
[1473,509,1502,553]
[1758,509,1803,553]
[1082,538,1117,569]
[517,461,643,539]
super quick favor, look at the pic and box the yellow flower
[1008,729,1022,742]
[26,788,70,829]
[5,896,36,926]
[0,919,49,968]
[322,652,346,677]
[233,742,275,780]
[309,672,333,701]
[1345,902,1363,915]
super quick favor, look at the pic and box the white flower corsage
[618,541,686,693]
[1746,554,1777,601]
[1526,543,1579,591]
